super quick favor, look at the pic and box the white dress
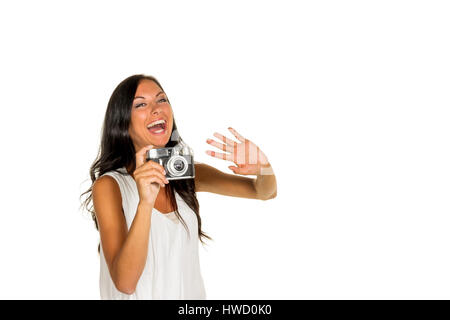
[98,167,206,300]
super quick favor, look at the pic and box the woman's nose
[150,103,162,115]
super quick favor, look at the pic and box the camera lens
[173,159,185,172]
[166,155,189,177]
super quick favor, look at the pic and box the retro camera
[146,141,195,180]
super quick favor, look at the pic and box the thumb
[228,165,238,173]
[136,145,154,168]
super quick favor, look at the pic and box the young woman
[81,74,277,299]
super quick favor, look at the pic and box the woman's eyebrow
[134,91,165,100]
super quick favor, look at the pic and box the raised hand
[206,127,273,176]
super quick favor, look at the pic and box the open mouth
[147,119,167,135]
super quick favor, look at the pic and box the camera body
[146,142,195,180]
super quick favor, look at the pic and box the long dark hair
[80,74,212,251]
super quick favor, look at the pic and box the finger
[136,145,154,168]
[147,176,165,188]
[134,157,165,177]
[229,165,252,175]
[137,168,169,184]
[206,138,233,153]
[228,165,241,174]
[141,175,167,188]
[228,127,246,142]
[212,132,238,147]
[143,159,166,175]
[205,150,232,161]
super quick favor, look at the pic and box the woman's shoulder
[92,174,122,204]
[95,167,128,192]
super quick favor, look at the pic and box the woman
[81,74,277,299]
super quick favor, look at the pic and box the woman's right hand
[132,145,169,205]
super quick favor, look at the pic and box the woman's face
[128,79,174,150]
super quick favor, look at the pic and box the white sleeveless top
[98,167,206,300]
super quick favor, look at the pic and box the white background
[0,0,449,299]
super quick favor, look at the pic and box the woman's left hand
[205,127,273,176]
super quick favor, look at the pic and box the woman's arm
[253,165,277,200]
[195,162,277,200]
[196,127,277,200]
[92,175,153,295]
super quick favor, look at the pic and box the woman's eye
[135,99,167,108]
